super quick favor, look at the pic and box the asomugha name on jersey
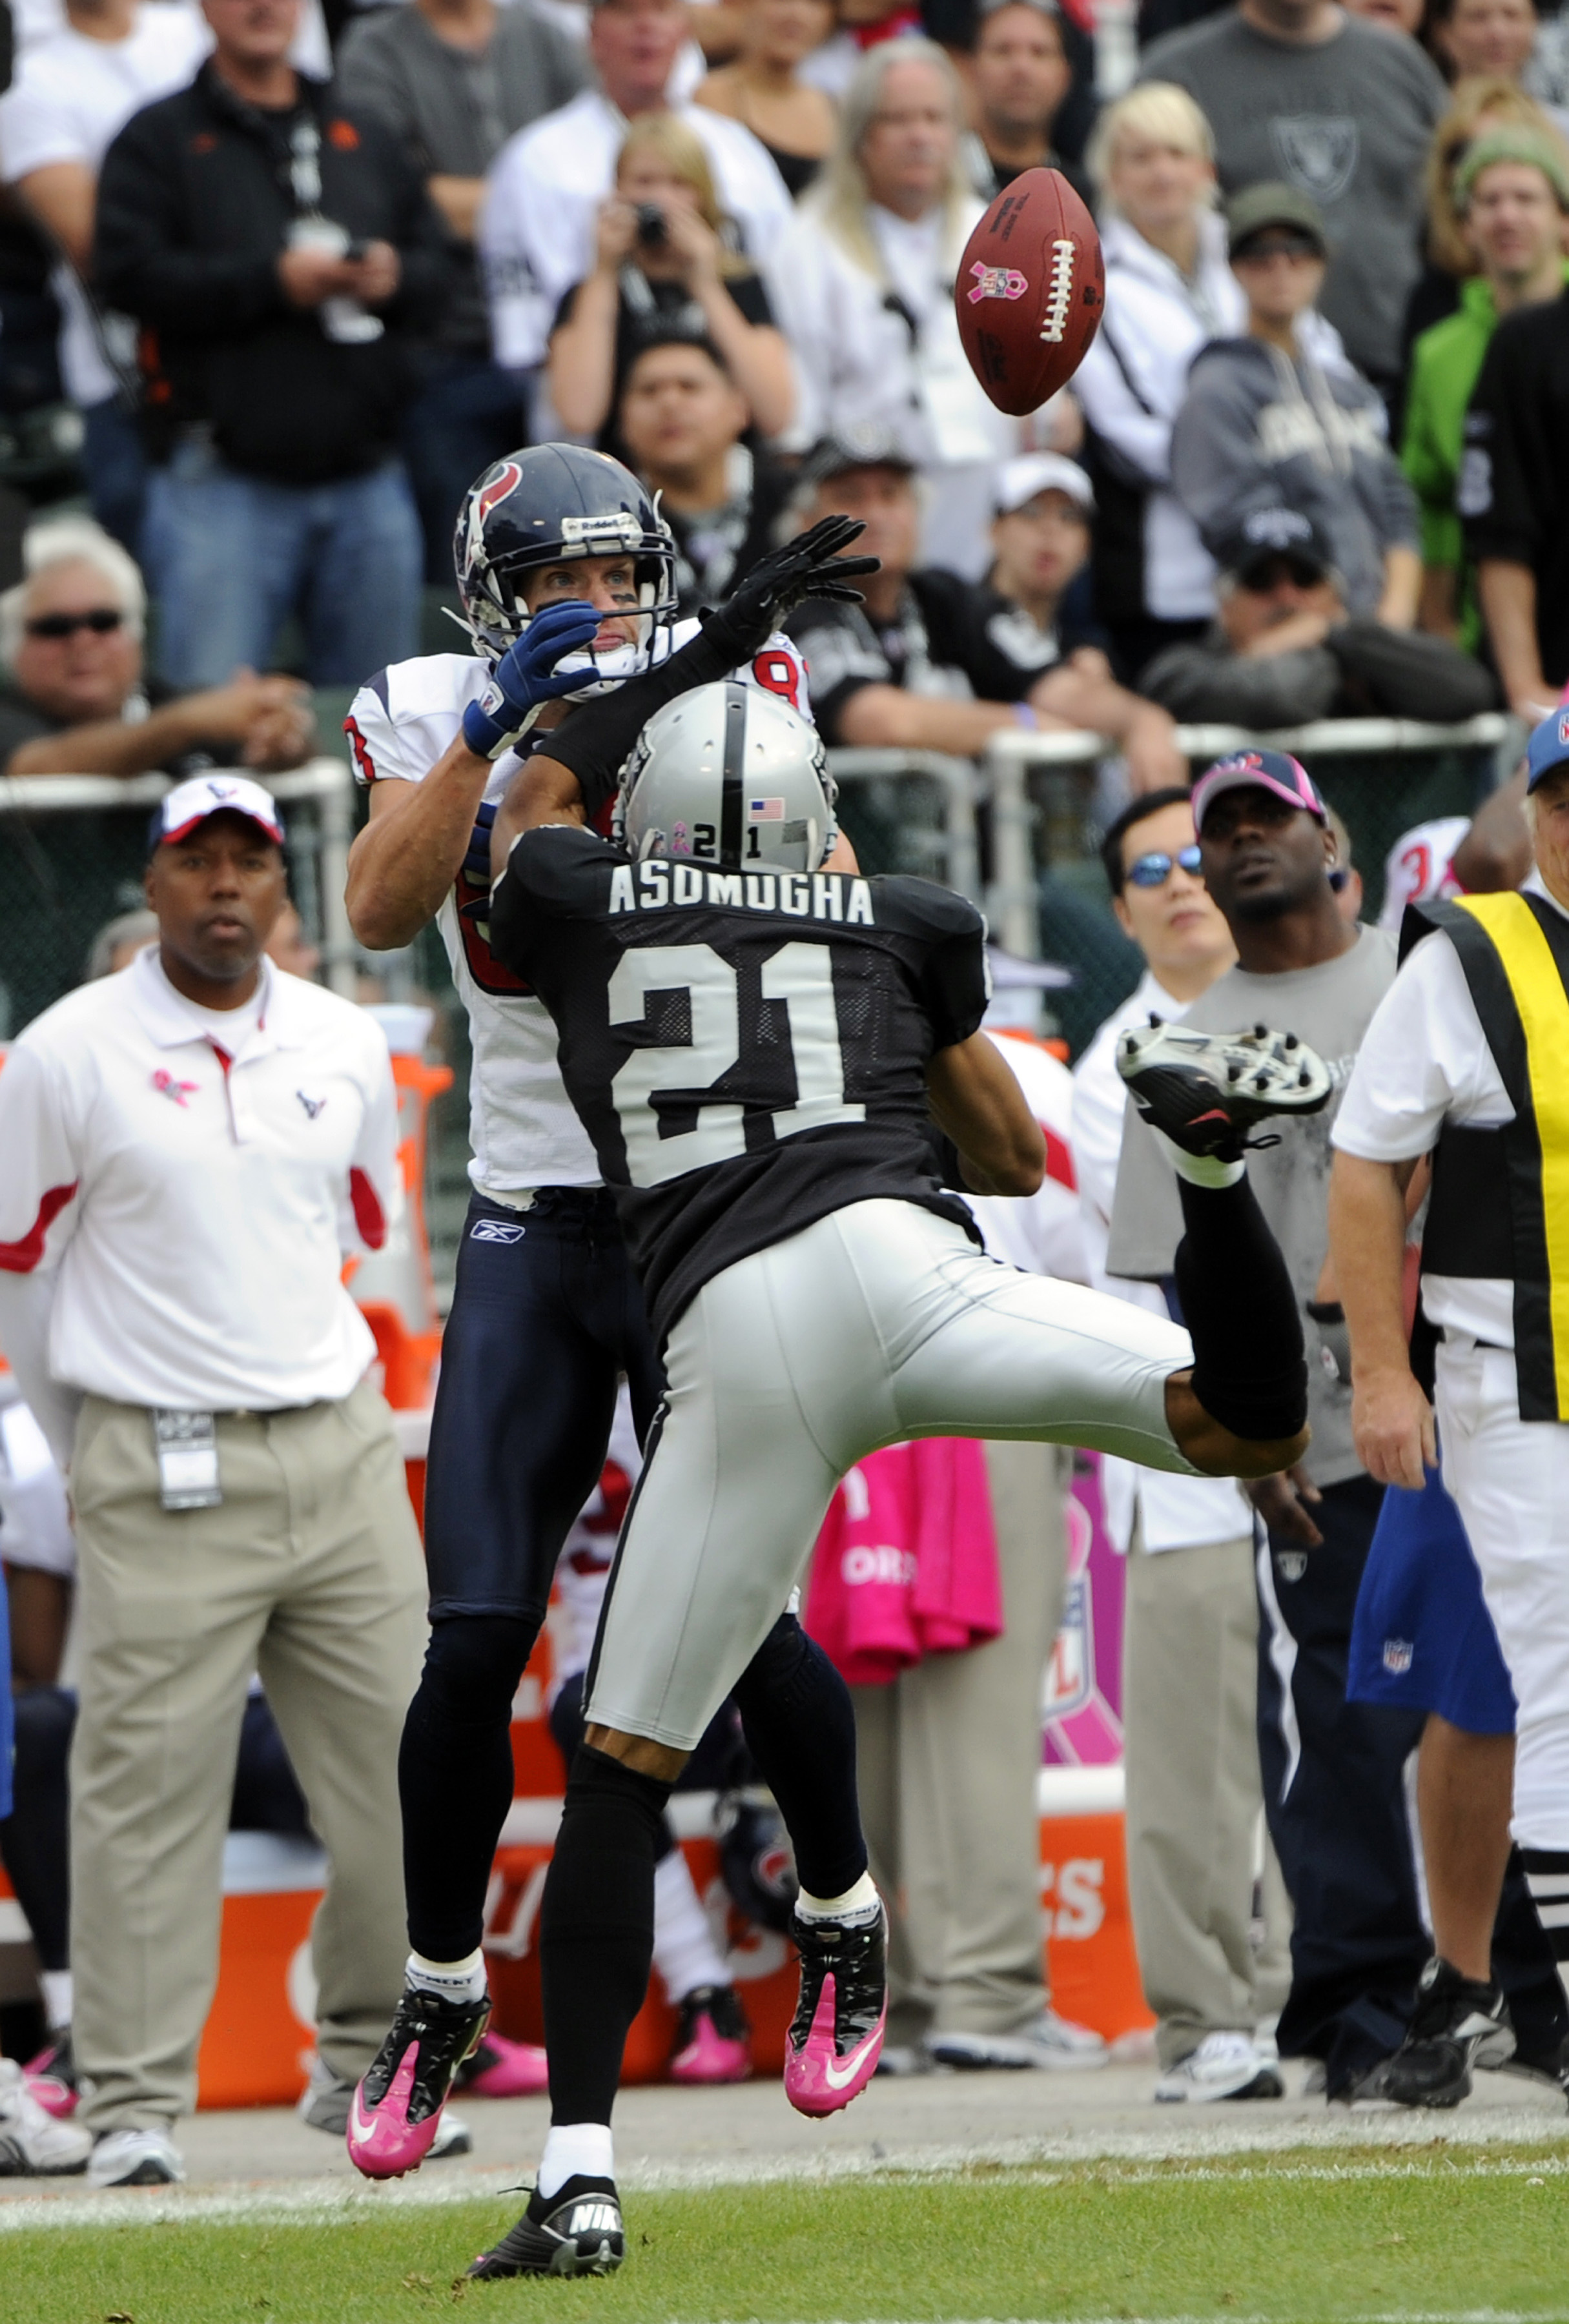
[487,825,991,1345]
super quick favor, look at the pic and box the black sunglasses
[26,608,124,639]
[1234,232,1321,263]
[1240,555,1326,592]
[1126,844,1203,888]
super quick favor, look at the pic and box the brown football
[955,168,1105,418]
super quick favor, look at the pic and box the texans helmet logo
[475,462,522,529]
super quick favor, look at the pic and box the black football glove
[697,515,879,664]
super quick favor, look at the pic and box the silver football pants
[587,1198,1196,1751]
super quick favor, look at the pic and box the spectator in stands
[693,0,837,198]
[335,0,587,578]
[1462,270,1569,716]
[547,114,794,447]
[1073,791,1295,2106]
[616,334,787,610]
[763,41,1023,577]
[1429,0,1554,100]
[1403,130,1569,646]
[0,773,429,2189]
[0,0,207,554]
[1072,81,1245,685]
[964,0,1086,205]
[0,518,314,777]
[1400,78,1563,383]
[93,0,449,691]
[480,0,792,390]
[1139,0,1447,399]
[1171,185,1424,629]
[784,435,1187,787]
[1138,505,1497,722]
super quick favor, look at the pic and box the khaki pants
[68,1383,428,2134]
[851,1441,1069,2045]
[1122,1522,1291,2070]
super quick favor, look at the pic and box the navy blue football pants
[399,1192,866,1963]
[1256,1476,1430,2092]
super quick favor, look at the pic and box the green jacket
[1401,265,1569,649]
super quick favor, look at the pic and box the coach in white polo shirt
[0,773,427,2190]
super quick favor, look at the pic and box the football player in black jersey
[340,453,889,2177]
[455,622,1328,2277]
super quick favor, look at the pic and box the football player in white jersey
[339,448,884,2178]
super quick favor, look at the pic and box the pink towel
[804,1440,1003,1686]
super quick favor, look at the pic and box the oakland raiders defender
[461,661,1326,2279]
[341,447,881,2177]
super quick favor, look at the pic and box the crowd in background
[0,0,1561,775]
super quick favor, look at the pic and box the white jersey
[346,629,813,1196]
[1377,815,1471,936]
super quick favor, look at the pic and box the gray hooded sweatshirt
[1169,334,1419,618]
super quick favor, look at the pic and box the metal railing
[0,757,360,1021]
[983,713,1517,958]
[825,747,981,902]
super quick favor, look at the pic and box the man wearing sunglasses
[1106,749,1435,2105]
[1074,790,1297,2103]
[0,520,313,779]
[1139,505,1496,727]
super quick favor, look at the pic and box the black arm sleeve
[536,616,766,819]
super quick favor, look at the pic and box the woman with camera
[547,115,795,447]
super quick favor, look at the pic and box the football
[955,168,1105,418]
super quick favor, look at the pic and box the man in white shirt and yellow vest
[1332,709,1569,2077]
[0,774,427,2190]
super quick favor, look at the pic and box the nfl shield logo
[1382,1638,1415,1675]
[1270,116,1358,206]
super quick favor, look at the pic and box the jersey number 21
[609,941,866,1186]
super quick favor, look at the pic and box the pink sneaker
[23,2031,77,2120]
[668,1986,751,2084]
[456,2030,550,2098]
[347,1986,489,2180]
[784,1904,887,2117]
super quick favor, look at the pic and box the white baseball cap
[993,454,1095,520]
[149,773,285,854]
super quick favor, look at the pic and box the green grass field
[5,2145,1569,2324]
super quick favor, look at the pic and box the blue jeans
[82,396,148,558]
[400,354,526,583]
[143,436,423,688]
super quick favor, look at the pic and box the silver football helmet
[615,682,838,873]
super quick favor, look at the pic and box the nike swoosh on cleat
[1188,1108,1230,1125]
[348,2092,380,2146]
[823,2026,883,2089]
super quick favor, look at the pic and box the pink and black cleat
[784,1901,888,2117]
[347,1988,489,2179]
[23,2031,78,2121]
[455,2028,550,2099]
[668,1984,752,2085]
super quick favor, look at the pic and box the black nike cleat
[1116,1021,1333,1162]
[784,1901,888,2115]
[346,1986,489,2178]
[468,2175,625,2279]
[1384,1956,1515,2108]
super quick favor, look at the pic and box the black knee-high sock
[398,1614,538,1961]
[1171,1174,1307,1443]
[541,1745,672,2124]
[732,1615,867,1901]
[1521,1848,1569,2008]
[549,1669,676,1864]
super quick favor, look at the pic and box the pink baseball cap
[150,773,284,853]
[1191,749,1326,833]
